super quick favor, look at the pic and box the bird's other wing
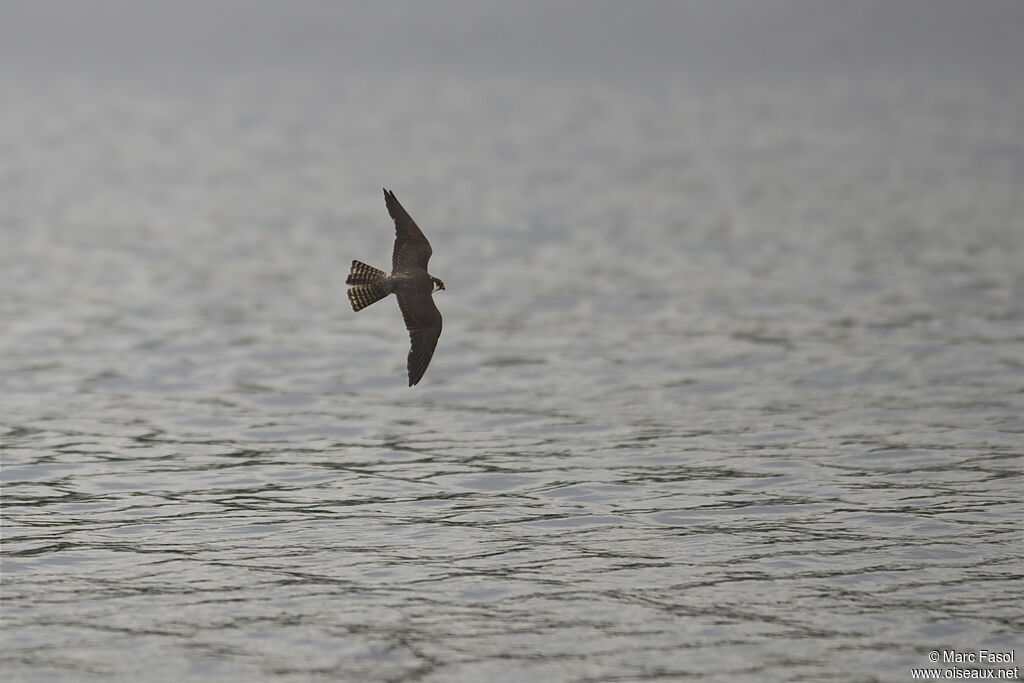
[385,188,432,272]
[396,289,443,386]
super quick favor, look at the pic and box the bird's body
[346,189,445,386]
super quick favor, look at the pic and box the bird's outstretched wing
[396,289,443,386]
[384,189,432,272]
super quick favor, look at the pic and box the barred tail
[347,282,390,312]
[346,260,387,285]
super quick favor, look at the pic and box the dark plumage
[346,189,445,386]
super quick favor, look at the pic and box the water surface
[2,3,1023,681]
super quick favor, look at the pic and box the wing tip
[407,351,430,387]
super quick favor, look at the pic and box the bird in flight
[346,189,445,386]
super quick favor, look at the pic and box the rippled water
[3,4,1024,682]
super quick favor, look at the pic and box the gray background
[2,2,1022,681]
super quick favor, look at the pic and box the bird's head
[431,277,446,293]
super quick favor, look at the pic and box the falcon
[346,189,445,386]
